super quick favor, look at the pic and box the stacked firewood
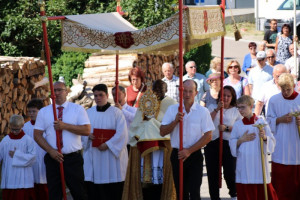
[0,56,50,135]
[135,53,179,81]
[83,53,179,88]
[83,54,137,87]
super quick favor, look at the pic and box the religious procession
[0,0,300,200]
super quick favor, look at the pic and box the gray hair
[266,49,275,55]
[9,115,24,127]
[185,61,196,68]
[162,62,174,71]
[273,64,287,72]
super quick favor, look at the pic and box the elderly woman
[224,60,250,99]
[275,24,293,64]
[127,67,146,107]
[266,73,300,200]
[205,86,242,200]
[205,57,228,78]
[200,72,221,107]
[242,42,257,75]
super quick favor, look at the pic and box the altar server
[23,99,48,200]
[83,84,128,200]
[0,115,36,200]
[267,73,300,200]
[229,95,278,200]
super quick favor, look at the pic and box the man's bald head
[273,64,287,84]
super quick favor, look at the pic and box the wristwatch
[225,126,229,132]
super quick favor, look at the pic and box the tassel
[41,49,46,61]
[233,23,242,41]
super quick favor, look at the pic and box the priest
[82,84,128,200]
[122,80,177,200]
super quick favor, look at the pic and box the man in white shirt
[284,43,300,79]
[162,62,179,102]
[183,61,209,102]
[160,79,214,200]
[254,64,287,116]
[34,81,91,200]
[248,51,273,103]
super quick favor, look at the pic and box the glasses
[11,128,22,133]
[237,106,247,110]
[228,65,239,69]
[54,88,66,92]
[210,79,219,83]
[267,56,275,59]
[257,59,265,62]
[189,66,196,68]
[249,47,256,50]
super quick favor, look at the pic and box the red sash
[92,129,116,147]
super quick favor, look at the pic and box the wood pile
[135,53,179,81]
[0,56,50,135]
[82,53,179,88]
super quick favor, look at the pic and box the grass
[225,22,264,41]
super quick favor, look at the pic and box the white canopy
[62,6,225,55]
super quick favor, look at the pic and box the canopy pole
[115,52,119,103]
[38,1,67,200]
[294,0,299,81]
[219,0,225,189]
[178,0,184,200]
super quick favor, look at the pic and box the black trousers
[44,151,87,200]
[204,139,236,200]
[171,148,203,200]
[85,181,124,200]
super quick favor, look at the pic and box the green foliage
[121,0,177,28]
[52,52,89,86]
[184,43,212,75]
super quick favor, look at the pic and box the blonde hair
[237,95,254,107]
[210,57,221,70]
[226,60,241,74]
[9,115,24,127]
[278,73,294,89]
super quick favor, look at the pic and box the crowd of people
[0,19,300,200]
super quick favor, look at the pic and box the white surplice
[23,121,47,184]
[266,93,300,165]
[82,106,128,184]
[0,134,36,189]
[229,119,276,184]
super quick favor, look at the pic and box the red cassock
[236,183,278,200]
[272,162,300,200]
[2,188,36,200]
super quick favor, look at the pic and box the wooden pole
[219,0,225,188]
[260,137,268,200]
[178,0,184,199]
[115,52,119,103]
[38,1,67,199]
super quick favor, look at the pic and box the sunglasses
[189,66,196,68]
[228,65,239,69]
[267,56,275,59]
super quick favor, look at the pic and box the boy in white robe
[266,73,300,200]
[0,115,36,200]
[23,99,48,200]
[229,95,278,200]
[82,84,128,200]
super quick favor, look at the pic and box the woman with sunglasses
[200,72,221,107]
[224,60,250,99]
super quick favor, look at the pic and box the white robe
[229,119,275,184]
[0,134,36,189]
[82,106,128,184]
[23,121,47,184]
[266,93,300,165]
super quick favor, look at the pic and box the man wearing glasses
[248,51,273,104]
[266,49,280,67]
[183,61,209,103]
[34,81,91,200]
